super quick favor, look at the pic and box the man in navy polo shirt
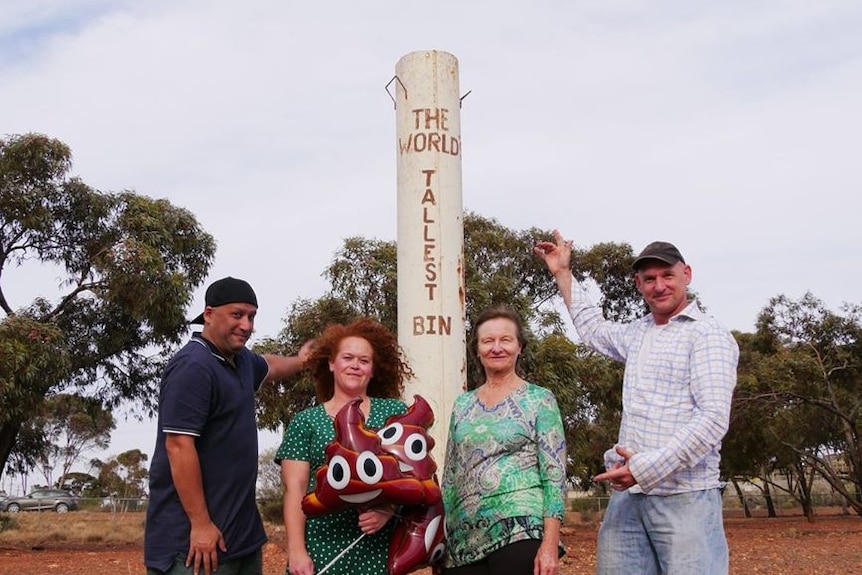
[145,277,312,575]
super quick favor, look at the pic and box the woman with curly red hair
[276,318,412,575]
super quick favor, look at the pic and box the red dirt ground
[1,513,861,575]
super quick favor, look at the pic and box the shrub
[259,499,284,525]
[0,514,20,533]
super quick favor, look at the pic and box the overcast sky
[3,1,861,477]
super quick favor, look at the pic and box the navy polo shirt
[145,334,270,571]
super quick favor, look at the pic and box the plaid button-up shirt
[567,278,739,494]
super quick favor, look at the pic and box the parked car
[0,489,79,513]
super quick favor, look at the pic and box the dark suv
[0,489,79,513]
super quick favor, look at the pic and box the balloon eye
[327,455,351,490]
[429,543,445,563]
[356,451,384,484]
[404,433,428,462]
[378,423,403,445]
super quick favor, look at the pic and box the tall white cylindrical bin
[393,50,467,467]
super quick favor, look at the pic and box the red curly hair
[308,317,412,403]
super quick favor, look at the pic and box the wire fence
[4,493,859,520]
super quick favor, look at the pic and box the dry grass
[0,511,145,548]
[2,509,862,575]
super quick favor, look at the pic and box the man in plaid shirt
[535,231,738,575]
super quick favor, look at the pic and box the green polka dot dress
[275,398,407,575]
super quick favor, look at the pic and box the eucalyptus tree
[99,449,149,510]
[748,293,862,516]
[32,394,115,488]
[0,133,216,482]
[724,331,788,517]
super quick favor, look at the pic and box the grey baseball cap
[632,241,685,271]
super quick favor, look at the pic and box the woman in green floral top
[441,306,567,575]
[276,318,412,575]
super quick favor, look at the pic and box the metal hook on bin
[385,76,407,109]
[385,76,471,110]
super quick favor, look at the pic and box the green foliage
[324,238,399,329]
[462,215,552,321]
[0,133,216,483]
[2,422,50,480]
[0,316,68,421]
[20,394,116,487]
[98,449,149,506]
[0,315,69,480]
[724,292,862,516]
[58,471,101,497]
[570,241,645,322]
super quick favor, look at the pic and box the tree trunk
[731,478,752,518]
[762,467,778,518]
[0,421,22,485]
[797,463,816,522]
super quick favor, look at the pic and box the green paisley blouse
[441,382,567,567]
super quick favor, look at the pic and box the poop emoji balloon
[301,395,446,574]
[301,398,428,517]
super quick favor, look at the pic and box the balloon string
[316,532,367,575]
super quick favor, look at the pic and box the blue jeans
[597,488,727,575]
[146,548,263,575]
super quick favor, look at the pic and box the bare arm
[534,229,574,310]
[534,517,562,575]
[165,433,226,575]
[263,339,314,382]
[282,459,314,575]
